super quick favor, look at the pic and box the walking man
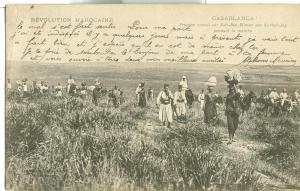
[174,85,187,122]
[225,85,241,144]
[157,84,174,128]
[137,82,147,108]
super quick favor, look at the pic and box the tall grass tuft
[252,113,300,171]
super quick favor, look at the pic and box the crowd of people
[259,87,299,106]
[6,71,300,144]
[6,75,125,108]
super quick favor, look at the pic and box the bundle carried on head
[205,76,217,87]
[224,68,242,85]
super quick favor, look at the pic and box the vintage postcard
[5,4,300,191]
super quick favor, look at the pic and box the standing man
[147,86,154,101]
[67,75,75,94]
[92,83,101,106]
[269,88,279,104]
[179,76,188,91]
[135,83,142,101]
[198,89,205,117]
[174,85,187,122]
[225,85,241,144]
[22,79,28,97]
[55,83,63,97]
[157,84,174,128]
[80,82,87,99]
[137,82,147,108]
[279,88,288,106]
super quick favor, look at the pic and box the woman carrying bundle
[203,76,218,125]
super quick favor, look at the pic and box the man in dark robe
[225,85,241,144]
[138,82,147,108]
[92,85,101,106]
[204,86,218,125]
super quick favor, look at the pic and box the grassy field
[5,62,300,191]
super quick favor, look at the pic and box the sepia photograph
[5,4,300,191]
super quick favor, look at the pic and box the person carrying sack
[225,85,241,144]
[174,85,187,122]
[224,68,242,144]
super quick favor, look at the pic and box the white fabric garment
[40,85,47,93]
[67,79,74,93]
[174,90,187,116]
[238,89,245,97]
[55,85,63,90]
[198,93,205,111]
[269,91,279,99]
[56,85,63,96]
[136,86,142,100]
[280,92,288,99]
[56,90,63,97]
[269,91,279,103]
[225,68,242,83]
[68,78,75,84]
[87,85,96,91]
[23,84,28,92]
[206,76,217,87]
[179,80,188,91]
[280,92,288,106]
[157,91,173,123]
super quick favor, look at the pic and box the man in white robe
[179,76,188,91]
[174,85,187,121]
[269,88,279,104]
[55,83,63,97]
[279,88,288,106]
[67,75,75,94]
[157,84,173,128]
